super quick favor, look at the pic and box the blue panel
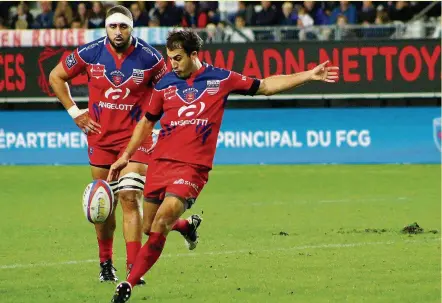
[0,108,440,165]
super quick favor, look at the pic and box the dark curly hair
[166,29,203,56]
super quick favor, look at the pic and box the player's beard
[109,36,131,53]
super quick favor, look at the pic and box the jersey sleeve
[61,48,87,78]
[144,88,164,122]
[151,59,167,85]
[227,71,261,96]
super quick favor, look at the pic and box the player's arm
[122,117,155,160]
[256,61,339,96]
[49,53,101,134]
[107,89,163,181]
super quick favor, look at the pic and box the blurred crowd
[0,1,439,40]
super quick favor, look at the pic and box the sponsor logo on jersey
[90,64,105,78]
[65,53,77,69]
[110,70,125,86]
[164,87,177,100]
[132,69,144,84]
[153,64,167,84]
[170,118,208,127]
[207,80,220,95]
[177,102,205,118]
[98,101,134,111]
[84,42,99,51]
[105,87,130,100]
[183,87,199,103]
[142,46,153,56]
[433,117,441,151]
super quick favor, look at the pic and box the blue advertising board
[0,108,440,165]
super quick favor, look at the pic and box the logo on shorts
[89,147,94,154]
[65,53,77,69]
[207,80,220,95]
[173,179,199,191]
[90,64,105,78]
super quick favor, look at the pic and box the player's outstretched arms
[107,117,155,181]
[49,63,101,134]
[256,60,339,96]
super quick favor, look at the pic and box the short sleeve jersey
[145,64,260,169]
[62,36,167,149]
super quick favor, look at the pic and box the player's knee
[151,215,174,233]
[119,190,142,212]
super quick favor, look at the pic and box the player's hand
[74,109,101,134]
[107,153,130,182]
[309,61,340,83]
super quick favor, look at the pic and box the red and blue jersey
[145,64,260,169]
[62,36,166,150]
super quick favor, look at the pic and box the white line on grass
[318,197,410,203]
[0,238,438,270]
[251,197,410,206]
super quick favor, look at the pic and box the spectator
[182,1,208,28]
[11,3,34,29]
[280,2,297,25]
[74,2,89,29]
[34,1,54,29]
[304,1,329,25]
[149,1,182,27]
[0,17,8,29]
[130,2,149,27]
[71,16,82,29]
[88,1,105,28]
[359,1,376,24]
[335,14,356,40]
[375,10,391,25]
[330,1,357,24]
[54,1,73,26]
[199,0,219,24]
[236,1,255,25]
[217,21,231,41]
[359,10,393,38]
[255,1,278,26]
[148,16,160,27]
[230,15,255,42]
[205,23,226,43]
[54,14,68,29]
[388,1,414,22]
[297,5,316,40]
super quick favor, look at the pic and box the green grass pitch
[0,164,440,303]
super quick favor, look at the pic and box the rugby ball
[82,180,115,224]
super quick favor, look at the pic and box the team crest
[110,70,125,86]
[207,80,220,95]
[433,117,441,151]
[132,69,144,84]
[65,53,77,69]
[183,87,199,104]
[90,64,105,78]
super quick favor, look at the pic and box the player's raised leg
[91,165,119,283]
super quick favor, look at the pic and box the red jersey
[62,36,166,150]
[145,64,260,169]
